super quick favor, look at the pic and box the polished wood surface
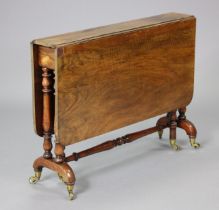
[33,13,192,47]
[177,107,197,137]
[33,157,75,185]
[30,13,199,199]
[41,67,54,158]
[31,44,43,137]
[169,111,177,140]
[64,107,198,163]
[65,125,161,162]
[55,17,196,145]
[32,13,196,146]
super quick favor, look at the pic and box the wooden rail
[65,125,167,162]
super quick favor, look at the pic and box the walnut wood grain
[31,44,43,137]
[55,17,196,145]
[30,13,199,200]
[33,13,193,47]
[31,13,196,146]
[31,45,55,136]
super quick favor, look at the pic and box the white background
[0,0,219,209]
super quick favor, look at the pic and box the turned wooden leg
[156,113,170,139]
[43,133,53,159]
[177,107,200,149]
[169,111,180,150]
[30,67,75,200]
[53,143,75,199]
[54,143,65,163]
[30,67,54,183]
[41,67,54,158]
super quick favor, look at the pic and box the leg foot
[67,185,74,200]
[54,143,65,163]
[190,138,200,149]
[170,139,181,151]
[177,107,199,149]
[30,157,76,199]
[158,130,163,139]
[29,171,41,184]
[32,157,75,184]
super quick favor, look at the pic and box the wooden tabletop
[33,13,193,48]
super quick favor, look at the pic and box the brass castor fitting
[190,138,200,149]
[29,171,41,184]
[170,139,181,151]
[58,173,64,182]
[67,185,74,200]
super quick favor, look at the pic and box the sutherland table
[29,12,200,200]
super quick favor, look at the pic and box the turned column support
[156,107,200,150]
[30,67,75,200]
[42,67,54,159]
[54,143,66,163]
